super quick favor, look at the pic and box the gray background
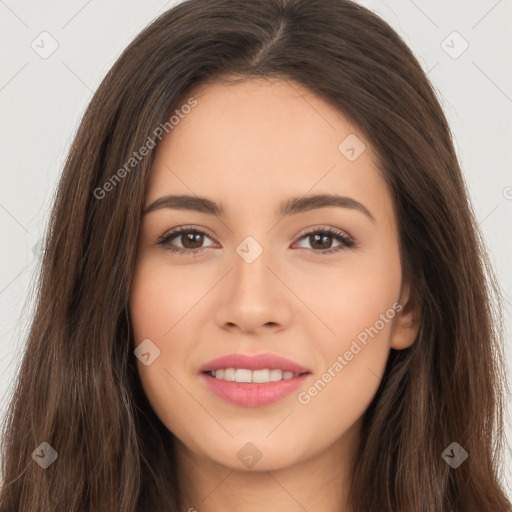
[1,0,511,496]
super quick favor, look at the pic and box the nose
[214,241,293,335]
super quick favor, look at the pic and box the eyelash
[156,225,355,256]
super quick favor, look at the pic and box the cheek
[129,259,196,437]
[129,256,209,339]
[294,255,401,443]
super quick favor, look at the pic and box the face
[129,77,418,473]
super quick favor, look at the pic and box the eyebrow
[143,193,375,222]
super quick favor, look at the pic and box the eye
[157,226,218,255]
[157,225,355,256]
[293,227,355,255]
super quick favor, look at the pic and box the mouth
[198,352,313,407]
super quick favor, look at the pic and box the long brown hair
[1,0,510,510]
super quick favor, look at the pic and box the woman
[1,0,510,510]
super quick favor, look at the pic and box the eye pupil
[311,233,332,250]
[182,232,204,249]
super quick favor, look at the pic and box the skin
[129,77,420,512]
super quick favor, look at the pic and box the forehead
[146,77,394,227]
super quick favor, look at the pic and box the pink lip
[198,352,312,374]
[198,352,312,408]
[199,372,312,408]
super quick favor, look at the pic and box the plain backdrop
[1,0,511,498]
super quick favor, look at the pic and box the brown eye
[308,233,334,250]
[180,231,205,249]
[157,227,217,255]
[294,228,355,255]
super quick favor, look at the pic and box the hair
[0,0,510,510]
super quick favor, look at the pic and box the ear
[390,279,421,350]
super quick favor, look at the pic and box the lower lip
[199,372,311,407]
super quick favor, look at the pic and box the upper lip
[199,353,312,375]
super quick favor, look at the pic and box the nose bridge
[213,231,291,332]
[232,233,274,296]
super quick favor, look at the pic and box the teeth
[208,368,301,383]
[235,368,252,382]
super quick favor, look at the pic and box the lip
[199,372,312,407]
[198,352,312,375]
